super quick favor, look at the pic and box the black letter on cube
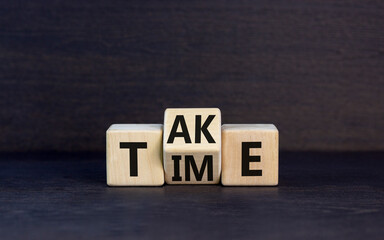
[185,155,213,181]
[167,115,192,144]
[172,155,182,181]
[120,142,147,177]
[242,142,262,176]
[195,115,216,143]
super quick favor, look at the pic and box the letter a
[167,115,192,143]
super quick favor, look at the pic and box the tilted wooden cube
[106,124,164,186]
[221,124,279,186]
[163,108,221,184]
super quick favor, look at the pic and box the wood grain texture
[0,152,384,239]
[0,0,383,152]
[163,108,221,184]
[222,124,279,186]
[106,124,164,186]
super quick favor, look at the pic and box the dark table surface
[1,152,383,240]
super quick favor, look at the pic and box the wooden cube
[221,124,278,186]
[163,108,221,184]
[106,124,164,186]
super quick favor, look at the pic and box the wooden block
[106,124,164,186]
[163,108,221,184]
[221,124,278,186]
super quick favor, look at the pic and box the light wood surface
[106,124,164,186]
[221,124,278,186]
[163,108,221,184]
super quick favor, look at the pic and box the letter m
[185,155,213,181]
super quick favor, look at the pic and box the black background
[1,0,384,152]
[1,2,384,239]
